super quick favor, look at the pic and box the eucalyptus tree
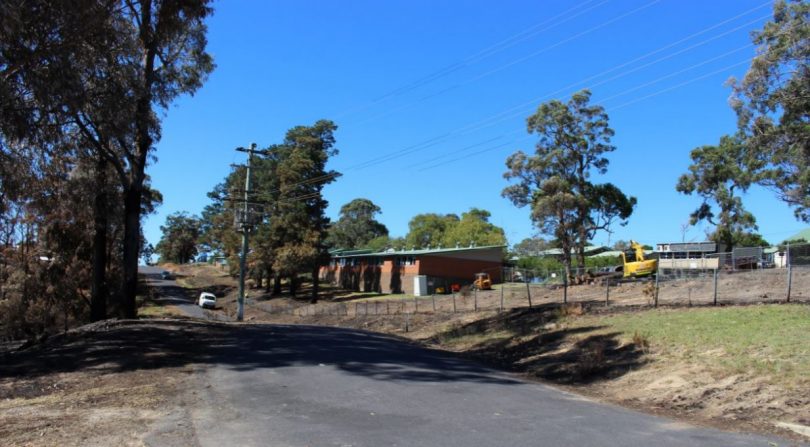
[156,212,202,264]
[0,0,215,318]
[731,0,809,221]
[328,198,389,249]
[441,208,507,248]
[405,213,459,249]
[677,134,759,251]
[503,90,635,277]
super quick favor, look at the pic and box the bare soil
[0,320,208,446]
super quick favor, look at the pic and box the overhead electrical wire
[333,0,611,119]
[230,3,771,202]
[353,0,664,125]
[358,9,769,130]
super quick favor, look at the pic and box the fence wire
[252,242,809,320]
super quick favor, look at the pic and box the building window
[396,256,416,266]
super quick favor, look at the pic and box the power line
[333,0,611,119]
[358,10,768,134]
[597,44,753,104]
[353,0,664,125]
[217,5,771,200]
[607,58,753,111]
[247,37,762,195]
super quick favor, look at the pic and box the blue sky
[145,0,806,250]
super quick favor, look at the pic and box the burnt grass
[429,303,648,384]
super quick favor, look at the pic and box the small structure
[320,245,504,295]
[655,241,723,271]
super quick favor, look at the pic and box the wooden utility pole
[234,143,267,322]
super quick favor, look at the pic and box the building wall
[418,255,502,284]
[658,257,719,270]
[320,247,503,294]
[320,259,420,294]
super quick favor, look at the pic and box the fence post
[713,268,718,306]
[605,278,610,306]
[500,284,505,312]
[562,273,567,305]
[432,294,436,312]
[526,280,532,308]
[474,288,478,312]
[405,311,410,333]
[654,271,660,308]
[355,302,358,317]
[786,263,792,303]
[452,292,457,313]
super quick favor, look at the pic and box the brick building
[320,245,505,294]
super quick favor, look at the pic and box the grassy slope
[571,305,810,384]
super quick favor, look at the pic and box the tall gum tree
[731,0,810,221]
[503,90,635,278]
[677,134,759,251]
[0,0,214,318]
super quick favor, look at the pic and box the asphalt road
[139,265,211,319]
[145,323,784,447]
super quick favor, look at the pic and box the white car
[198,292,216,309]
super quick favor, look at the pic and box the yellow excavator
[620,240,657,278]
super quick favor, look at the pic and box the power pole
[235,143,257,322]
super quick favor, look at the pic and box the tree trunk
[90,160,108,321]
[119,7,156,319]
[289,275,297,297]
[265,265,273,292]
[273,274,282,295]
[119,183,142,319]
[310,266,319,303]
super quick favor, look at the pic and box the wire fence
[250,242,810,320]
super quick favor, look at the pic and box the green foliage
[677,134,758,251]
[156,212,202,264]
[441,208,507,248]
[403,208,506,249]
[503,90,635,274]
[511,237,552,257]
[727,232,770,248]
[405,213,459,248]
[364,235,405,252]
[141,244,155,265]
[199,120,340,298]
[328,198,388,249]
[270,120,339,281]
[730,0,810,221]
[515,254,619,274]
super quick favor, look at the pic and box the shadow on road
[0,321,520,386]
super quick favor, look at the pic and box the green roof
[784,228,810,243]
[331,244,505,258]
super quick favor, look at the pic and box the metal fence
[248,242,810,320]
